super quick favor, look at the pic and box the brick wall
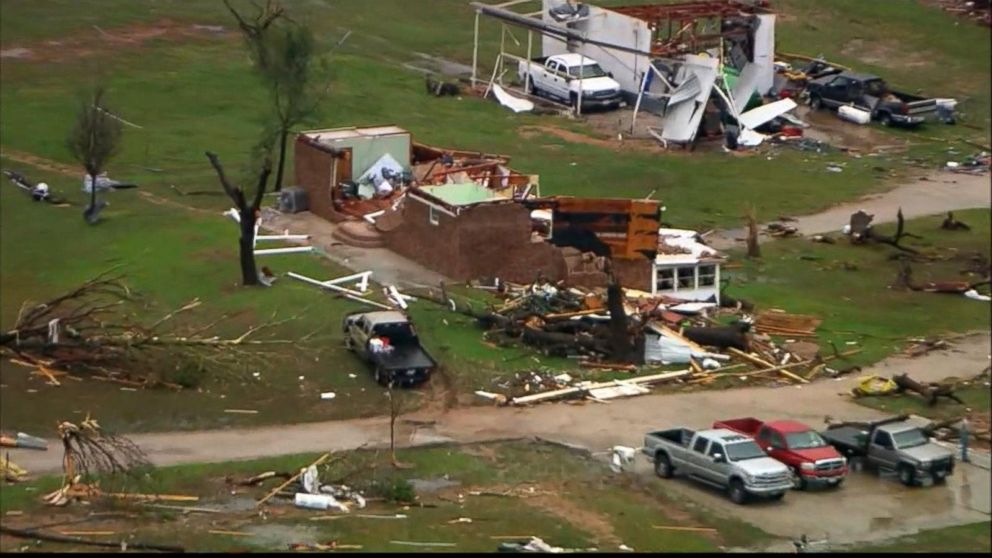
[294,137,352,223]
[383,199,567,283]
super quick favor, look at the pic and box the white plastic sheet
[492,84,534,113]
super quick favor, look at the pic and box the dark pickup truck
[806,71,936,127]
[821,416,955,487]
[343,310,436,387]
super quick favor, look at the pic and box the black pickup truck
[806,71,936,127]
[343,310,436,387]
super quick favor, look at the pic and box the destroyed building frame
[470,0,777,144]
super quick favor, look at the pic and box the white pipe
[288,272,392,310]
[256,234,311,242]
[254,246,313,256]
[323,271,374,295]
[363,210,385,224]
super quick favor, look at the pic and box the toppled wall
[541,0,652,95]
[382,200,567,284]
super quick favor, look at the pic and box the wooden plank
[256,453,332,507]
[727,348,809,384]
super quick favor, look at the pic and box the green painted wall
[345,133,411,177]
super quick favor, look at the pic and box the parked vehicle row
[643,415,955,505]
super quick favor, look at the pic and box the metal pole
[630,69,650,134]
[499,24,506,85]
[472,11,480,87]
[525,30,533,93]
[576,53,584,116]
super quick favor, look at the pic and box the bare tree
[224,0,323,191]
[206,145,274,286]
[66,87,123,224]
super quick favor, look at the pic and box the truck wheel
[525,77,536,95]
[809,95,822,110]
[898,465,916,487]
[654,454,674,478]
[374,367,388,386]
[791,467,808,491]
[879,113,892,127]
[728,479,748,505]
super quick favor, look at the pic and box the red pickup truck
[714,417,848,490]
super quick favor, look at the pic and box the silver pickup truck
[643,427,793,504]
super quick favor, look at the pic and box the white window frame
[698,264,717,288]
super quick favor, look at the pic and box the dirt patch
[840,38,935,70]
[1,19,233,64]
[138,191,217,215]
[522,489,622,547]
[796,105,911,153]
[516,124,666,155]
[1,149,79,176]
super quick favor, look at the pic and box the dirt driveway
[708,170,991,251]
[8,332,990,546]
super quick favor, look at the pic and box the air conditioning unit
[278,186,309,214]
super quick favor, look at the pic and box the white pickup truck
[517,53,624,111]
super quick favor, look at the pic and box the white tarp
[661,55,719,144]
[357,153,405,187]
[738,98,798,130]
[492,84,534,113]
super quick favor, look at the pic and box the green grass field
[725,209,992,367]
[0,0,989,433]
[0,440,775,552]
[848,521,992,554]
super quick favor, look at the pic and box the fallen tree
[0,270,309,387]
[893,373,966,406]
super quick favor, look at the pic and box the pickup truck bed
[820,426,867,456]
[713,418,763,437]
[371,344,435,371]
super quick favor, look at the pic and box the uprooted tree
[66,86,123,225]
[0,270,304,388]
[224,0,325,192]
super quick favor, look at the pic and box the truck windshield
[893,429,928,449]
[568,63,607,79]
[785,431,828,450]
[726,440,766,461]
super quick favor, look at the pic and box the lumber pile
[754,311,822,337]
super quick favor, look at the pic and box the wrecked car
[643,427,792,504]
[343,310,436,387]
[821,416,954,486]
[806,72,937,127]
[517,53,624,111]
[714,417,848,490]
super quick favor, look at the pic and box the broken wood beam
[0,525,184,553]
[727,348,810,384]
[256,453,332,507]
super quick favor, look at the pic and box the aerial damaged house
[294,125,529,224]
[377,188,663,290]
